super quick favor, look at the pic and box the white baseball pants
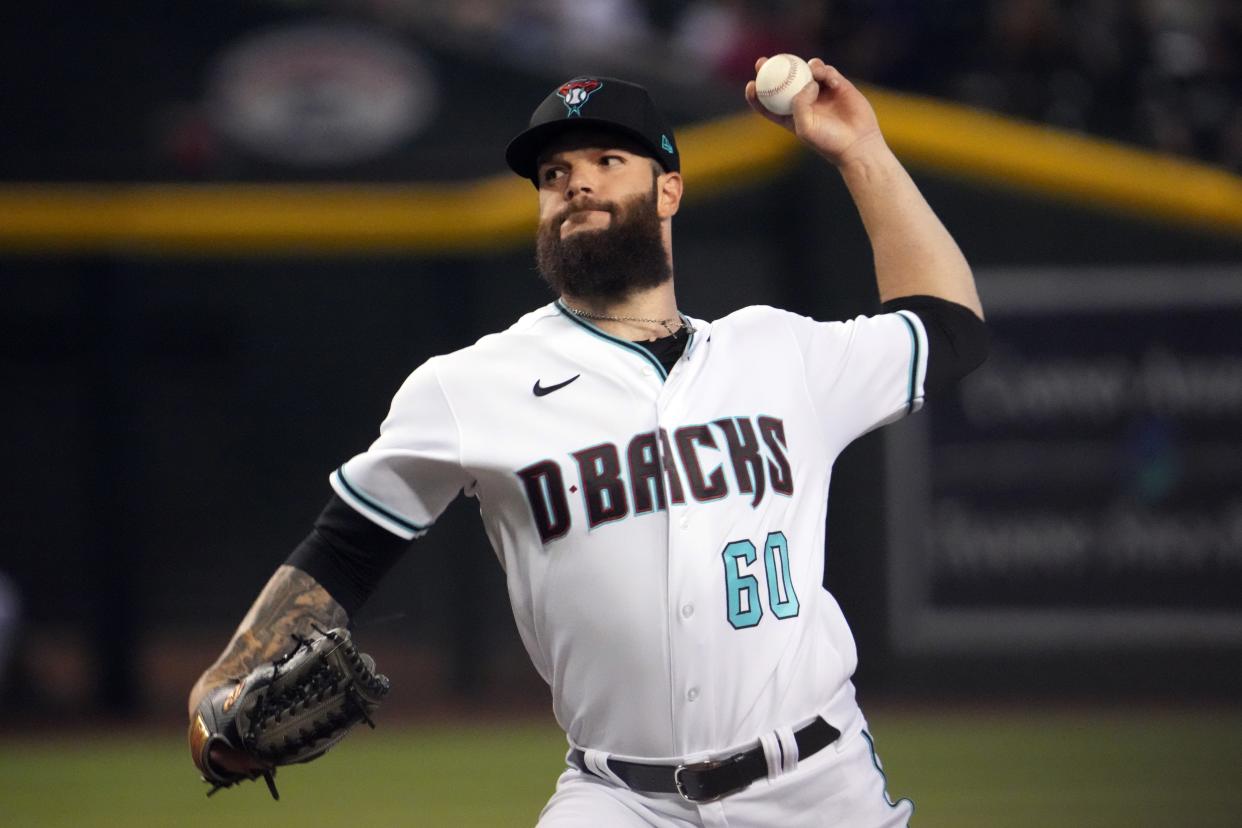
[538,718,913,828]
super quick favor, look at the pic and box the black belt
[568,716,840,803]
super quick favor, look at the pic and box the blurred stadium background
[3,1,1241,825]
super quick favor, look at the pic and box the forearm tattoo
[188,565,347,717]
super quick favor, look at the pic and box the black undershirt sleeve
[881,295,989,394]
[285,494,414,617]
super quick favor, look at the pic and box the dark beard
[535,185,672,302]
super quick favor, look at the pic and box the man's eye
[542,168,565,182]
[600,155,623,166]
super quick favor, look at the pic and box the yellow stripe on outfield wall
[862,85,1242,234]
[0,177,539,254]
[0,87,1238,253]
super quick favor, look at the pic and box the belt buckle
[673,758,726,803]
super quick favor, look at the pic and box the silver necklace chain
[563,304,695,337]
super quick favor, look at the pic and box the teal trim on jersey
[895,312,922,414]
[554,301,668,380]
[334,467,428,535]
[861,729,915,822]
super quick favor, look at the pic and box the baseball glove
[189,626,390,799]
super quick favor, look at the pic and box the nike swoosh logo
[533,374,580,396]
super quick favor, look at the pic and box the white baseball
[755,54,817,116]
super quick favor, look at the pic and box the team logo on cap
[557,78,603,117]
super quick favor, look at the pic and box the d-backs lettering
[517,415,792,543]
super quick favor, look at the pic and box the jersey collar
[554,299,698,381]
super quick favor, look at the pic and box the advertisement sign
[886,266,1242,652]
[208,21,436,166]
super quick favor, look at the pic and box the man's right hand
[745,57,884,167]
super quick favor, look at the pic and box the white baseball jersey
[332,300,928,760]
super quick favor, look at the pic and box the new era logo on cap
[505,76,679,186]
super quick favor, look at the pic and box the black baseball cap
[505,77,679,186]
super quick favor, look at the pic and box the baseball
[755,54,817,116]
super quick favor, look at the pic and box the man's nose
[565,165,597,199]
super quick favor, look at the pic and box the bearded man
[189,61,987,826]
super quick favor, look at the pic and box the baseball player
[189,59,986,826]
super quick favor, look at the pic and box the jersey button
[681,603,695,619]
[641,366,654,376]
[679,513,690,529]
[686,687,699,702]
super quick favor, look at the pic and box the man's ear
[657,171,684,219]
